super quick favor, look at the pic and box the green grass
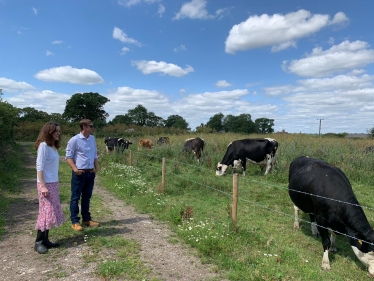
[97,133,374,281]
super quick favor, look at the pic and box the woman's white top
[36,142,59,183]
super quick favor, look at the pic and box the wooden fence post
[232,173,238,230]
[161,157,166,192]
[129,150,133,166]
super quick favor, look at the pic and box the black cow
[288,156,374,274]
[183,137,205,162]
[157,137,170,145]
[104,137,132,153]
[216,138,278,176]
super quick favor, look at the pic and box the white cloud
[225,9,349,54]
[215,80,231,87]
[121,47,130,55]
[157,4,165,17]
[117,0,160,8]
[282,40,374,77]
[113,27,141,46]
[263,73,374,133]
[34,66,104,85]
[5,90,70,113]
[104,86,170,118]
[131,60,194,77]
[32,7,38,15]
[265,73,374,96]
[0,77,35,92]
[46,50,54,56]
[173,44,187,52]
[52,40,63,44]
[173,0,227,20]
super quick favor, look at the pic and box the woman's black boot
[43,229,60,249]
[34,230,48,254]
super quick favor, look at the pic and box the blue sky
[1,0,374,133]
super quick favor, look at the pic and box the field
[80,132,374,281]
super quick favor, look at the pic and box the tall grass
[97,133,374,280]
[0,141,29,236]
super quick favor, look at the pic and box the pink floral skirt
[35,182,66,231]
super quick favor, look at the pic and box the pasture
[90,133,374,280]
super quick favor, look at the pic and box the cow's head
[216,163,228,176]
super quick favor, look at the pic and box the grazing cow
[157,137,170,145]
[288,156,374,274]
[216,138,278,176]
[183,137,205,162]
[365,146,374,153]
[138,139,153,149]
[104,137,132,153]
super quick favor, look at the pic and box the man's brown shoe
[72,223,83,231]
[82,220,100,227]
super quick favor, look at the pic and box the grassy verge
[97,133,374,281]
[0,141,29,236]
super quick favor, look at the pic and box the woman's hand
[41,185,49,197]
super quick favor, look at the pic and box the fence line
[107,149,374,246]
[128,149,374,211]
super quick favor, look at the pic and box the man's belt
[79,168,94,172]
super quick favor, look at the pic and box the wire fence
[107,148,374,247]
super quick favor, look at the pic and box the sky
[1,0,374,134]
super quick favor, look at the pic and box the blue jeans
[70,171,96,224]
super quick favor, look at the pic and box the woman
[34,121,65,254]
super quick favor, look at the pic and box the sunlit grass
[97,133,374,281]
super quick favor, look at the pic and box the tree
[111,114,133,125]
[223,114,256,134]
[19,107,50,122]
[164,115,189,130]
[125,105,164,127]
[145,112,165,127]
[127,105,148,126]
[255,117,275,134]
[367,127,374,138]
[206,113,224,132]
[63,92,110,123]
[0,90,20,141]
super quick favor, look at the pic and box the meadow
[92,132,374,281]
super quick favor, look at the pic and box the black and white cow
[365,146,374,153]
[183,137,205,162]
[157,137,170,145]
[288,156,374,274]
[216,138,278,176]
[104,137,132,153]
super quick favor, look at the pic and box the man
[65,119,100,231]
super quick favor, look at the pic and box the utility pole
[317,118,324,137]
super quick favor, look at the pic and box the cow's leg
[293,205,300,229]
[241,158,247,176]
[264,154,272,175]
[329,232,337,252]
[316,217,332,270]
[309,213,319,237]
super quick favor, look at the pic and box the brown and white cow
[183,137,205,162]
[216,138,278,176]
[138,139,153,149]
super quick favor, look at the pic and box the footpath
[0,144,227,281]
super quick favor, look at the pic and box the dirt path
[0,146,227,281]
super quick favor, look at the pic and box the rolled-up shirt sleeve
[65,137,76,160]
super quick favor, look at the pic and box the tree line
[0,91,275,136]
